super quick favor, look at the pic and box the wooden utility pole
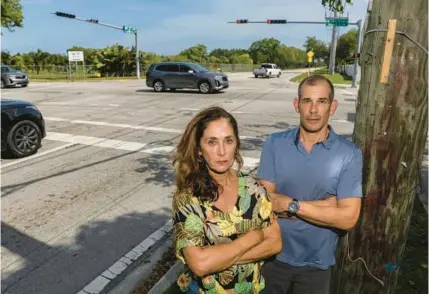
[331,0,428,293]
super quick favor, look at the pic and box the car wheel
[6,120,42,158]
[153,80,165,92]
[22,84,28,87]
[254,74,258,78]
[199,81,211,94]
[277,72,281,78]
[1,79,4,89]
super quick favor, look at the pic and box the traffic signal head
[55,11,76,18]
[267,19,287,24]
[87,19,99,24]
[236,19,248,24]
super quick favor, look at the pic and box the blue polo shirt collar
[286,125,338,149]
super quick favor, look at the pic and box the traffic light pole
[230,18,362,87]
[52,12,140,79]
[135,30,140,80]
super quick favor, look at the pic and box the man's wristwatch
[287,198,300,217]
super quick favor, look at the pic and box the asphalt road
[1,70,422,294]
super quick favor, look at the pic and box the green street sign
[122,25,137,33]
[325,17,349,27]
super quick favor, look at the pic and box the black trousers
[261,259,331,294]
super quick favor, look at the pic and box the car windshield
[190,64,209,73]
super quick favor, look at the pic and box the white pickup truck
[253,63,282,78]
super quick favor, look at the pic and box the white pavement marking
[44,132,260,168]
[40,102,119,107]
[331,119,353,124]
[1,143,76,169]
[78,220,173,294]
[43,117,263,140]
[180,107,199,111]
[341,89,353,95]
[46,132,148,151]
[44,117,183,134]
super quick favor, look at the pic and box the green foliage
[1,0,23,31]
[322,0,353,13]
[336,29,358,65]
[304,36,329,61]
[290,68,352,85]
[1,37,324,77]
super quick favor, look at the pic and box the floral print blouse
[172,174,274,293]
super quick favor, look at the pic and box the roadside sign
[68,51,84,62]
[307,50,314,63]
[325,17,349,27]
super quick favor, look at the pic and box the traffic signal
[87,19,99,24]
[267,19,287,24]
[55,11,76,18]
[123,25,137,33]
[353,52,360,58]
[236,19,248,24]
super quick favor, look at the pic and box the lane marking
[331,119,353,124]
[180,108,199,111]
[45,117,182,134]
[1,143,76,169]
[44,117,263,140]
[40,102,119,107]
[46,132,148,152]
[78,220,173,294]
[341,89,353,95]
[44,132,259,168]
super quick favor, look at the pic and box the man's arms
[259,179,361,231]
[296,197,361,230]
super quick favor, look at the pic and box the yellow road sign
[307,50,314,63]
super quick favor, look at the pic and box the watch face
[290,202,299,213]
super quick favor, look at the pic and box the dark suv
[146,62,229,94]
[1,65,30,88]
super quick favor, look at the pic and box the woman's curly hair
[173,107,243,202]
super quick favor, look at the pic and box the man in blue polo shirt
[257,75,363,294]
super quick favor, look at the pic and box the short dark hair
[298,75,335,101]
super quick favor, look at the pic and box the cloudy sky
[2,0,368,55]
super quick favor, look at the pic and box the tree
[336,29,358,64]
[1,0,23,31]
[230,53,253,64]
[329,0,428,293]
[304,36,329,62]
[322,0,353,13]
[248,38,282,64]
[179,44,207,63]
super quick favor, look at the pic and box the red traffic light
[236,19,248,24]
[267,19,287,24]
[353,52,360,58]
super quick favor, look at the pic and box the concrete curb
[106,235,174,294]
[76,220,173,294]
[148,261,184,294]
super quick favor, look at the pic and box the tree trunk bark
[331,0,428,293]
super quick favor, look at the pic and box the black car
[1,65,30,88]
[1,99,46,158]
[145,62,229,93]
